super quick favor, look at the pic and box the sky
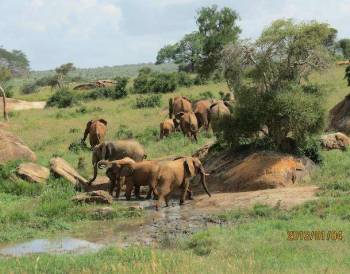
[0,0,349,70]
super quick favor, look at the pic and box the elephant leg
[134,185,141,199]
[125,180,133,201]
[187,187,194,200]
[180,180,190,205]
[146,186,153,200]
[109,177,116,196]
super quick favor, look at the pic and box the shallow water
[0,198,224,257]
[0,238,103,257]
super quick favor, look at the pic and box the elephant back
[114,140,146,162]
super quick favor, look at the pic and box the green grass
[1,65,350,273]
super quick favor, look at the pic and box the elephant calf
[98,157,159,200]
[82,119,108,148]
[160,118,178,139]
[155,157,211,209]
[176,111,199,143]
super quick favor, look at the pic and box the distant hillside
[30,63,178,80]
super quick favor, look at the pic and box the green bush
[83,87,114,100]
[21,83,40,94]
[135,95,162,108]
[46,88,78,108]
[133,68,177,94]
[114,76,128,99]
[215,85,325,155]
[115,125,133,139]
[176,71,193,87]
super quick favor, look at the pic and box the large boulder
[197,151,314,193]
[0,130,36,163]
[320,132,350,151]
[50,157,87,186]
[72,190,113,204]
[17,163,50,183]
[327,94,350,134]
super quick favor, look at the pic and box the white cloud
[155,0,197,7]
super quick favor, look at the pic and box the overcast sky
[1,0,349,70]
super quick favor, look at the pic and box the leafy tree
[196,5,241,77]
[55,63,76,88]
[338,39,350,59]
[0,48,30,76]
[324,27,338,54]
[218,19,332,152]
[114,76,129,99]
[156,44,177,65]
[176,32,203,72]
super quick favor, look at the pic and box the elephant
[81,119,107,148]
[209,101,231,132]
[154,157,211,209]
[169,96,192,119]
[193,99,216,131]
[176,111,199,143]
[160,118,178,139]
[88,140,147,197]
[98,157,160,200]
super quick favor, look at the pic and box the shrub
[68,140,90,153]
[46,88,78,108]
[114,76,128,99]
[177,71,193,87]
[135,94,162,108]
[215,85,325,153]
[83,87,114,100]
[133,69,177,94]
[21,83,39,94]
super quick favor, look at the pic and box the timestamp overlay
[287,231,344,241]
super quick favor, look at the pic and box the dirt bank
[0,98,46,111]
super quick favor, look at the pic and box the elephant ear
[98,119,108,126]
[175,112,185,120]
[184,158,196,178]
[182,96,191,103]
[120,164,134,177]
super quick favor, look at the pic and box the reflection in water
[0,238,103,257]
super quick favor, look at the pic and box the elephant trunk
[169,98,174,118]
[88,164,98,185]
[199,165,211,197]
[97,160,112,169]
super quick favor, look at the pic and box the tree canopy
[338,39,350,59]
[0,47,30,76]
[155,5,240,76]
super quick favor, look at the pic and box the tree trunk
[0,84,8,121]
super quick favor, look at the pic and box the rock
[72,190,113,204]
[320,132,350,151]
[0,130,36,164]
[199,151,314,193]
[16,163,50,183]
[50,157,87,185]
[328,94,350,134]
[83,176,111,192]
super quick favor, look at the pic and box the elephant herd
[81,93,233,209]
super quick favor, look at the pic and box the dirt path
[0,98,46,111]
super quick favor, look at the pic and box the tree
[156,44,177,65]
[218,19,333,152]
[345,65,350,86]
[0,67,12,121]
[196,5,241,77]
[338,39,350,59]
[0,48,30,76]
[324,27,338,54]
[55,63,76,88]
[175,32,203,72]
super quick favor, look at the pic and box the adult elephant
[155,157,211,209]
[169,96,192,119]
[88,140,146,197]
[209,100,232,132]
[193,99,216,131]
[176,111,199,143]
[81,119,108,148]
[98,157,159,200]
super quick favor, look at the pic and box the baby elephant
[160,118,178,139]
[176,111,199,143]
[98,157,159,200]
[82,119,107,148]
[155,157,211,209]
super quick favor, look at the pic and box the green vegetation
[338,38,350,59]
[135,94,162,109]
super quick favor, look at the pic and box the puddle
[0,238,103,257]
